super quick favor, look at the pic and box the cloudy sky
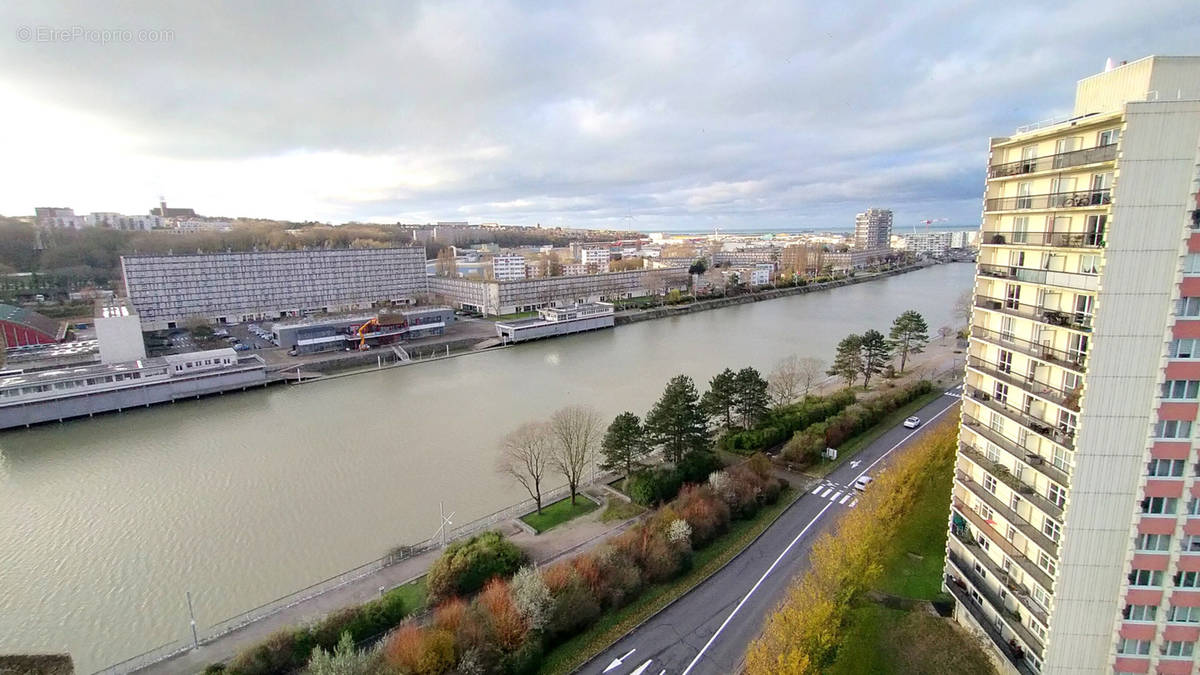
[1,1,1196,231]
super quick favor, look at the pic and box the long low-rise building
[428,266,688,315]
[0,348,269,429]
[272,307,455,355]
[495,302,614,343]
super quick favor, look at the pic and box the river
[0,262,974,672]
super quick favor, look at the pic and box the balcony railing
[974,294,1093,333]
[956,469,1059,557]
[980,230,1104,248]
[964,384,1076,451]
[953,498,1055,593]
[977,263,1099,294]
[949,523,1051,627]
[958,442,1065,520]
[970,325,1087,374]
[946,549,1045,669]
[966,355,1082,412]
[988,144,1118,179]
[986,189,1112,212]
[961,412,1071,488]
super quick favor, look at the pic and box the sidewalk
[137,489,636,674]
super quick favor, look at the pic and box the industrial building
[121,247,427,331]
[0,304,65,346]
[495,302,614,343]
[272,307,454,355]
[944,56,1200,675]
[428,267,688,316]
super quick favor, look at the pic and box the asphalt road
[579,385,964,675]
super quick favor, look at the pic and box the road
[580,386,963,675]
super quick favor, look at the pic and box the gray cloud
[1,0,1196,230]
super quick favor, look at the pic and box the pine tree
[734,367,771,428]
[645,374,711,463]
[828,334,863,387]
[860,329,891,387]
[701,368,738,428]
[600,411,648,481]
[888,310,930,373]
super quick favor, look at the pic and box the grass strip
[537,486,801,675]
[812,388,944,477]
[520,497,599,533]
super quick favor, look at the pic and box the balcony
[977,263,1099,294]
[957,469,1059,557]
[970,325,1087,375]
[953,498,1055,593]
[980,230,1104,249]
[961,412,1071,488]
[966,355,1082,412]
[964,384,1076,451]
[986,189,1112,212]
[957,442,1065,521]
[987,144,1118,179]
[949,523,1051,627]
[945,550,1044,673]
[974,294,1093,333]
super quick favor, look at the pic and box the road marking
[629,660,653,675]
[849,459,862,468]
[604,649,636,673]
[819,488,833,498]
[811,485,824,494]
[679,396,960,675]
[849,499,858,507]
[839,493,852,504]
[828,490,843,502]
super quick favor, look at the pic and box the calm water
[0,263,973,671]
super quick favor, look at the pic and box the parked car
[233,343,251,351]
[903,416,922,429]
[853,475,873,491]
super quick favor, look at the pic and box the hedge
[427,530,528,604]
[781,380,933,464]
[720,388,858,454]
[626,451,723,506]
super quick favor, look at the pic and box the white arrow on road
[628,660,653,675]
[850,459,862,469]
[604,649,636,673]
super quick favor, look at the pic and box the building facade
[121,247,428,331]
[944,56,1200,675]
[491,255,527,281]
[0,304,65,346]
[855,208,893,250]
[34,207,86,229]
[428,267,689,316]
[87,212,162,231]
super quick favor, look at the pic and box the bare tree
[549,405,603,505]
[953,289,974,327]
[497,422,553,514]
[797,356,826,398]
[938,325,954,344]
[767,355,803,407]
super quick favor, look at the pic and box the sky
[0,2,1197,232]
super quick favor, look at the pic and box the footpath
[136,488,639,675]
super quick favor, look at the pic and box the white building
[34,207,86,229]
[87,212,162,231]
[94,299,147,364]
[172,220,233,234]
[855,208,893,250]
[750,264,773,287]
[580,247,611,273]
[491,255,528,281]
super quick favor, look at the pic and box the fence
[98,475,613,674]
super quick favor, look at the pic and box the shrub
[427,531,528,603]
[626,467,681,506]
[675,450,723,484]
[433,597,467,634]
[542,568,600,643]
[510,566,552,632]
[674,484,730,547]
[227,629,303,675]
[781,380,933,464]
[477,579,529,653]
[721,389,857,454]
[383,623,456,674]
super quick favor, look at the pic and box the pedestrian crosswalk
[810,480,858,508]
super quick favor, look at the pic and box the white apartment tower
[944,56,1200,675]
[854,208,893,250]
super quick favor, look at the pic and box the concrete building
[904,231,955,256]
[713,249,777,267]
[580,246,611,273]
[94,299,146,364]
[944,56,1200,675]
[495,302,614,343]
[121,247,427,331]
[272,307,453,355]
[172,219,233,234]
[855,208,893,250]
[87,212,162,231]
[34,207,86,229]
[428,267,688,316]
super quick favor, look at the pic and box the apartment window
[1048,482,1066,508]
[1006,524,1017,541]
[1038,551,1057,576]
[1171,338,1200,359]
[993,381,1009,404]
[1154,420,1192,440]
[1162,380,1200,400]
[1016,182,1033,209]
[978,503,994,523]
[1032,583,1050,610]
[1098,128,1120,146]
[1084,214,1107,246]
[1131,569,1164,587]
[1189,498,1200,516]
[1058,409,1077,435]
[1184,254,1200,276]
[1182,534,1200,553]
[1169,606,1200,623]
[983,473,998,494]
[985,443,1001,463]
[1004,283,1021,310]
[1063,371,1081,393]
[1126,604,1158,621]
[977,534,991,553]
[1135,533,1170,552]
[1180,571,1200,588]
[999,316,1016,341]
[997,349,1013,374]
[1079,254,1100,274]
[1052,447,1071,473]
[1012,217,1030,243]
[1010,493,1022,513]
[989,412,1004,433]
[1178,297,1200,317]
[1021,393,1033,415]
[1143,497,1179,515]
[1116,638,1152,655]
[1162,641,1195,658]
[1055,136,1081,154]
[1042,518,1061,542]
[1148,458,1186,477]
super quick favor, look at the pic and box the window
[1032,583,1050,610]
[983,473,998,494]
[1016,182,1033,209]
[1179,571,1200,588]
[1079,254,1100,274]
[1154,420,1192,440]
[1048,482,1067,508]
[977,534,991,553]
[1181,534,1200,553]
[1148,458,1186,477]
[1162,641,1195,658]
[1179,297,1200,317]
[1038,551,1057,576]
[1010,493,1022,513]
[1000,316,1016,341]
[1185,254,1200,276]
[1084,214,1107,246]
[1116,638,1151,655]
[1042,518,1061,542]
[1130,568,1164,587]
[1006,524,1017,541]
[978,503,994,523]
[1189,498,1200,516]
[1098,128,1120,146]
[1059,410,1078,435]
[1055,136,1081,154]
[1171,338,1200,359]
[1135,533,1170,552]
[1143,496,1179,515]
[998,349,1013,374]
[1169,605,1200,623]
[985,443,1001,463]
[1162,380,1200,400]
[1126,604,1158,621]
[1005,283,1021,310]
[993,381,1009,404]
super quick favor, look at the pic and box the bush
[721,389,857,454]
[674,484,730,547]
[427,531,528,603]
[676,450,723,484]
[542,567,600,643]
[781,380,933,464]
[382,623,456,675]
[626,467,682,506]
[226,630,302,675]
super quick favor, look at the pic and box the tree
[887,310,929,373]
[860,329,891,387]
[797,356,825,398]
[953,289,973,326]
[549,405,602,505]
[645,374,711,463]
[734,367,771,428]
[701,368,738,428]
[601,412,648,481]
[688,258,708,276]
[307,631,373,675]
[767,356,803,407]
[828,334,863,387]
[497,422,553,514]
[938,324,954,344]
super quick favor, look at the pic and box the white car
[903,416,922,429]
[853,475,873,491]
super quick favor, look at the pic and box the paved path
[579,390,963,675]
[138,490,636,674]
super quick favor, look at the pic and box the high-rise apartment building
[944,56,1200,675]
[855,208,892,250]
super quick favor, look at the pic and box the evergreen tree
[860,329,891,387]
[701,368,739,428]
[734,367,771,428]
[888,310,930,373]
[828,334,863,387]
[600,411,648,481]
[645,374,711,462]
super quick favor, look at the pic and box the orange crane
[355,318,379,350]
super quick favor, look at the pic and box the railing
[970,325,1087,374]
[950,519,1051,626]
[977,263,1099,293]
[952,498,1055,593]
[986,189,1112,212]
[980,230,1104,248]
[965,356,1081,411]
[957,442,1065,521]
[945,550,1044,672]
[955,470,1058,557]
[973,295,1093,333]
[964,384,1076,451]
[961,412,1071,488]
[988,144,1118,178]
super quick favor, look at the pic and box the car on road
[233,343,251,351]
[853,475,873,491]
[903,416,922,429]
